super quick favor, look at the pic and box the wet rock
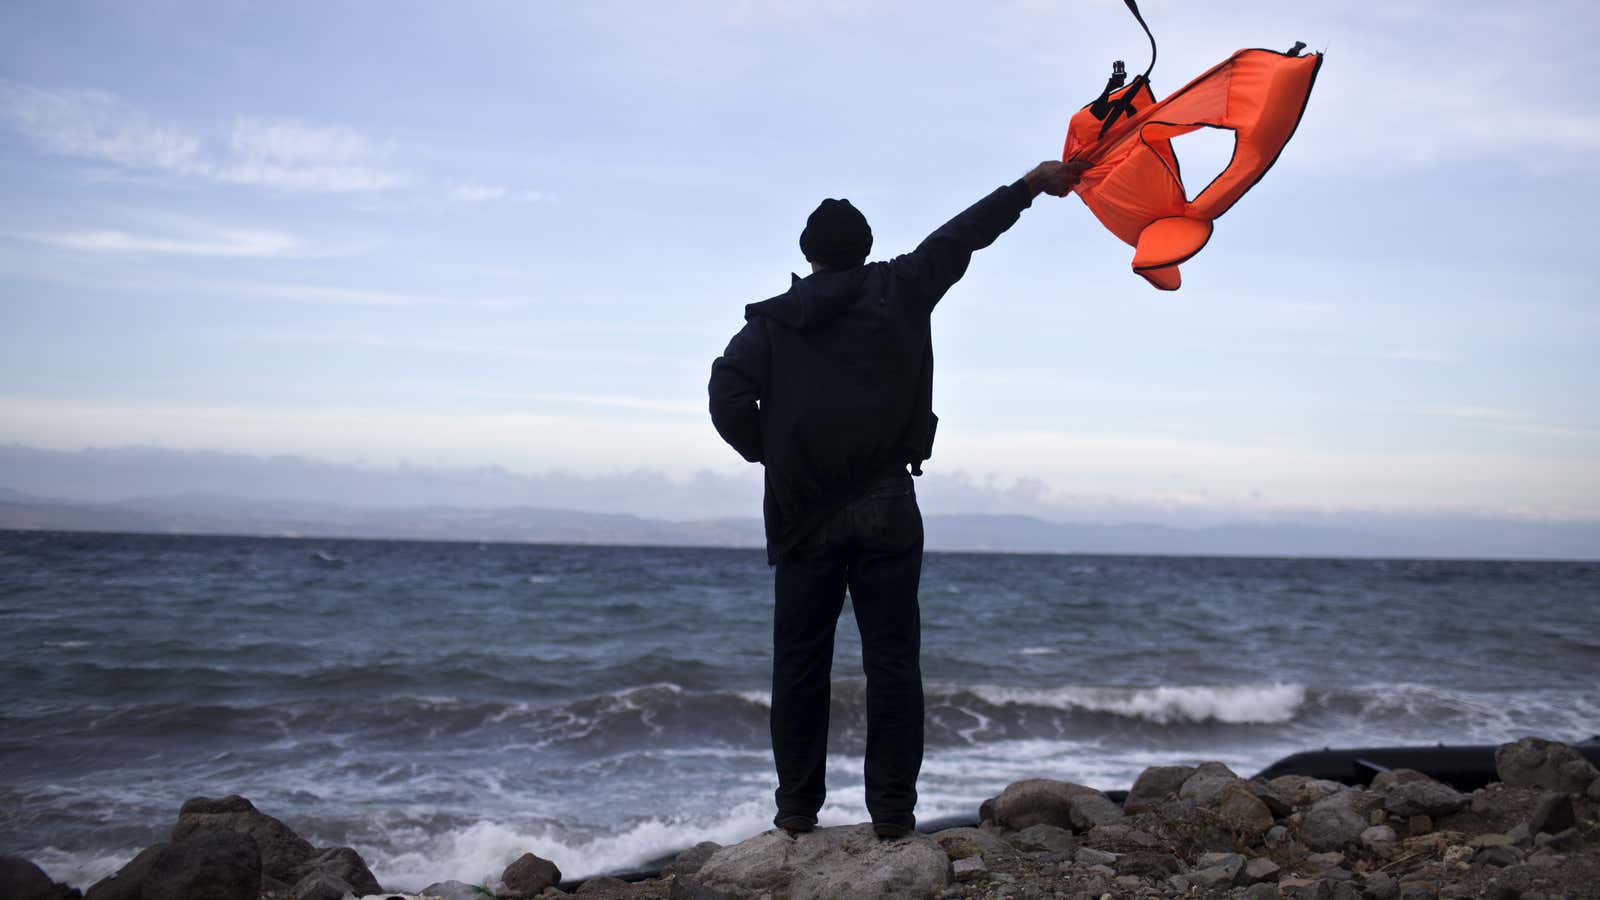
[1124,765,1195,814]
[172,794,314,885]
[1244,856,1280,883]
[1178,761,1242,806]
[504,851,563,894]
[1526,791,1574,835]
[1011,823,1075,853]
[989,778,1106,830]
[932,827,1001,861]
[422,881,487,900]
[977,796,997,825]
[1589,777,1600,803]
[305,846,380,896]
[694,824,949,899]
[142,831,262,900]
[661,842,721,879]
[1264,824,1290,847]
[1068,793,1124,831]
[84,844,166,900]
[1216,782,1275,835]
[1495,738,1593,791]
[290,869,352,900]
[1303,791,1368,851]
[0,854,74,900]
[576,875,629,894]
[951,856,986,882]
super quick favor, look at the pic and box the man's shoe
[872,820,914,840]
[775,813,816,836]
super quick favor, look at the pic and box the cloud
[0,81,200,170]
[212,118,410,191]
[449,182,544,203]
[0,80,409,192]
[30,227,301,258]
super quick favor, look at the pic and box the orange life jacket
[1063,22,1322,290]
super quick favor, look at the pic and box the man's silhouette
[709,160,1084,839]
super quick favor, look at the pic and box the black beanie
[799,198,872,269]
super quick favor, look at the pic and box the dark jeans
[771,471,924,827]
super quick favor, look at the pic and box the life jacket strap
[1089,60,1127,120]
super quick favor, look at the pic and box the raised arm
[892,161,1086,308]
[708,319,769,463]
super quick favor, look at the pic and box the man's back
[706,161,1082,839]
[710,177,1047,563]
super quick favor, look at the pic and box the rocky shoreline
[5,737,1597,900]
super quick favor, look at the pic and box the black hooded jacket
[709,180,1036,563]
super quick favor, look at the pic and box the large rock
[1216,782,1275,835]
[1527,791,1575,835]
[1124,765,1196,814]
[502,851,562,893]
[1371,770,1466,818]
[990,778,1106,830]
[1178,762,1242,807]
[0,854,74,900]
[305,846,381,896]
[932,827,1002,861]
[290,870,352,900]
[1068,793,1124,831]
[1495,738,1597,792]
[1267,775,1344,808]
[1011,823,1074,853]
[141,831,262,900]
[694,824,949,899]
[661,842,720,879]
[1301,791,1368,851]
[172,794,314,885]
[420,881,488,900]
[85,844,167,900]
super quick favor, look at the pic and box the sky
[1,0,1597,529]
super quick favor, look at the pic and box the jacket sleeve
[891,179,1035,309]
[708,319,768,463]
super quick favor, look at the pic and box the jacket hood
[744,266,869,331]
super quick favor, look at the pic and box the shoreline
[7,737,1599,899]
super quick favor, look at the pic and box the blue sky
[1,0,1597,526]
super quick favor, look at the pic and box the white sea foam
[1018,646,1056,656]
[358,798,781,890]
[963,682,1307,725]
[27,847,137,891]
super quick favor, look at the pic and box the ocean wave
[961,683,1308,725]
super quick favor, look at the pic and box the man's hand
[1023,160,1090,197]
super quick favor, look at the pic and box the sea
[2,530,1597,891]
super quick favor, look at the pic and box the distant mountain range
[4,444,1596,559]
[4,487,1594,560]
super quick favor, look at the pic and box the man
[708,159,1085,840]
